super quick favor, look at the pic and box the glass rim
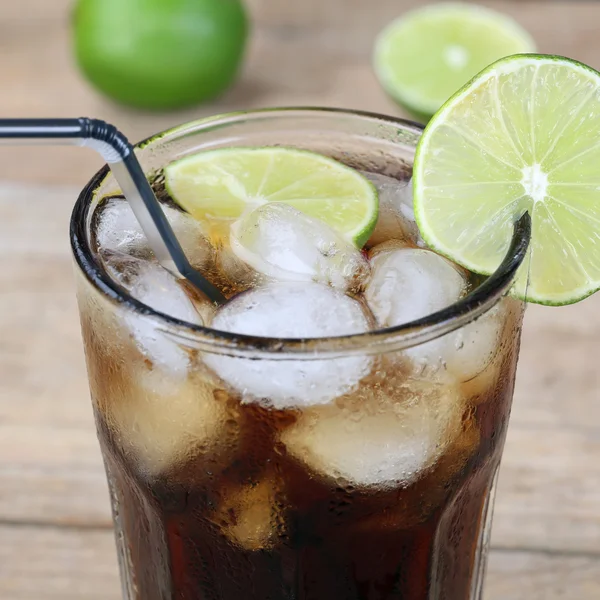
[70,106,529,360]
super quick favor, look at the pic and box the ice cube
[442,304,506,382]
[103,253,204,375]
[79,272,232,477]
[397,300,506,385]
[365,248,466,327]
[365,247,505,383]
[214,477,283,550]
[204,282,373,409]
[363,174,423,246]
[460,357,500,402]
[230,203,369,292]
[102,370,228,476]
[368,239,413,260]
[96,197,213,269]
[352,410,480,531]
[460,298,520,398]
[95,197,147,256]
[281,380,465,488]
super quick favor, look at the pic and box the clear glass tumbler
[71,108,525,600]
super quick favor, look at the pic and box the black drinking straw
[0,117,226,305]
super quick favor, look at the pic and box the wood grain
[0,526,120,600]
[1,525,598,600]
[1,0,600,598]
[485,549,600,599]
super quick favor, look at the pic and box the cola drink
[72,110,524,600]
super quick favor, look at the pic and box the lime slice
[374,3,536,117]
[164,147,378,247]
[414,54,600,305]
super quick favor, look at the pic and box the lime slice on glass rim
[164,147,379,247]
[414,54,600,305]
[374,3,536,118]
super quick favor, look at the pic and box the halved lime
[164,147,378,247]
[414,54,600,305]
[374,3,536,117]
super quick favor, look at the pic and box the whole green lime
[73,0,248,110]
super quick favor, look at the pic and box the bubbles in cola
[231,202,369,291]
[204,281,373,409]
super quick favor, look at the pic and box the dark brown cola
[79,280,522,600]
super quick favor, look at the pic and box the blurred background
[3,0,600,186]
[1,1,600,598]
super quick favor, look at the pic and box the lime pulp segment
[374,3,536,117]
[414,54,600,305]
[164,147,379,247]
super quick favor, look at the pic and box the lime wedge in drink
[414,54,600,305]
[165,147,379,247]
[374,3,536,117]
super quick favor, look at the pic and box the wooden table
[1,1,599,598]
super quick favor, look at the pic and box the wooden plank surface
[1,526,599,600]
[1,0,600,598]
